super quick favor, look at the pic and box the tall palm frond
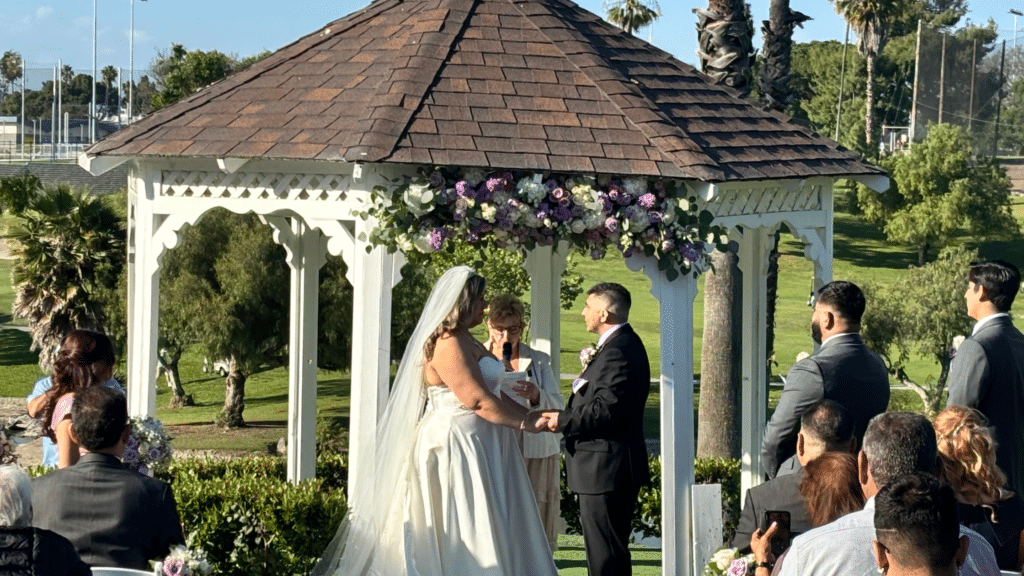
[603,0,661,35]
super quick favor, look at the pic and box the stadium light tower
[129,0,148,121]
[1012,9,1023,50]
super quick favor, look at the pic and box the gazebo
[80,0,887,573]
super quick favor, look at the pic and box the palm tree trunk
[697,243,743,458]
[696,0,754,97]
[760,0,809,111]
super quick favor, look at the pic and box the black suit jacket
[761,334,890,478]
[947,316,1024,498]
[31,452,184,569]
[730,469,812,552]
[560,324,651,494]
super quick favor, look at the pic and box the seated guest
[800,452,864,526]
[0,465,90,576]
[31,386,184,569]
[934,405,1024,570]
[776,412,998,576]
[872,474,969,576]
[733,399,856,551]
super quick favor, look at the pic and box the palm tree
[831,0,909,146]
[101,65,118,117]
[603,0,661,35]
[695,0,755,96]
[760,2,811,111]
[9,185,126,371]
[0,51,23,95]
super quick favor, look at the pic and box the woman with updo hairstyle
[799,451,865,527]
[484,293,565,552]
[37,330,117,468]
[934,405,1024,570]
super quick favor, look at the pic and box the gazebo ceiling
[87,0,884,183]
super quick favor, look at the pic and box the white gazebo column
[127,164,161,417]
[346,217,403,509]
[265,216,328,483]
[523,242,569,379]
[626,255,699,576]
[737,225,775,496]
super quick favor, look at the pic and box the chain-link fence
[910,23,1024,156]
[0,65,156,161]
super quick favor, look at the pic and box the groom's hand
[540,410,563,433]
[523,410,559,433]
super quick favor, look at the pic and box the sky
[2,0,1022,87]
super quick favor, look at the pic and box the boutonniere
[579,343,598,371]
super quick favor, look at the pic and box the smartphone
[761,510,792,557]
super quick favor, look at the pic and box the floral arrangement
[579,344,598,371]
[152,544,212,576]
[704,547,756,576]
[359,167,727,280]
[123,416,173,477]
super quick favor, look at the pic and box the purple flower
[638,193,657,209]
[590,248,605,260]
[727,559,749,576]
[163,558,184,576]
[123,446,139,463]
[604,217,619,234]
[535,205,552,221]
[622,205,637,220]
[644,228,659,240]
[430,228,446,250]
[476,182,494,203]
[456,181,475,199]
[148,447,161,461]
[440,187,458,203]
[126,434,140,450]
[508,199,522,212]
[429,171,445,189]
[679,242,701,261]
[479,223,493,233]
[654,180,666,197]
[584,230,603,243]
[553,206,572,222]
[623,247,634,257]
[571,204,586,218]
[453,209,466,221]
[486,176,506,194]
[607,188,621,205]
[545,179,559,191]
[499,219,514,231]
[549,187,570,203]
[467,229,481,244]
[648,211,663,224]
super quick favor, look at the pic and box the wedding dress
[313,267,557,576]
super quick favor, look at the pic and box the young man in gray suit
[31,386,184,569]
[761,281,890,479]
[946,260,1024,498]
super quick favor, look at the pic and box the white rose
[463,168,486,187]
[661,210,676,225]
[402,183,435,217]
[524,213,542,228]
[397,235,414,252]
[570,219,586,234]
[492,191,509,205]
[480,203,497,222]
[678,198,690,211]
[413,231,435,253]
[623,177,647,197]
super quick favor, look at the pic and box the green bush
[158,454,347,576]
[560,455,742,543]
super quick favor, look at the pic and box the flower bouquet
[152,544,212,576]
[123,416,172,477]
[704,547,756,576]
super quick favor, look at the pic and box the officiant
[486,293,566,552]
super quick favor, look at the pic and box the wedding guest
[934,405,1024,570]
[872,474,969,576]
[800,452,864,526]
[27,330,122,468]
[0,465,90,575]
[761,281,889,479]
[31,386,184,569]
[776,412,999,576]
[946,260,1024,499]
[733,399,856,551]
[485,293,565,552]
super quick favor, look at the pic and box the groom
[542,282,651,576]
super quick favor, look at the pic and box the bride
[314,266,558,575]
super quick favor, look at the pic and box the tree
[603,0,661,34]
[9,186,125,371]
[151,44,236,110]
[789,40,870,153]
[101,65,118,117]
[0,170,42,216]
[1000,77,1024,154]
[695,0,755,97]
[760,3,811,111]
[0,51,23,95]
[61,65,73,88]
[856,123,1018,265]
[860,246,978,415]
[830,0,911,147]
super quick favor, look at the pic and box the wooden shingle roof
[87,0,883,182]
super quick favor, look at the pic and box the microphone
[502,342,513,364]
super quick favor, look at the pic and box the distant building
[0,116,18,153]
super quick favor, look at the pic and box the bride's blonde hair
[424,273,486,360]
[934,405,1007,515]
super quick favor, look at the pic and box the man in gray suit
[947,260,1024,498]
[32,386,184,569]
[733,399,856,551]
[761,281,890,478]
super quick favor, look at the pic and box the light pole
[129,0,148,122]
[1012,9,1022,51]
[92,0,97,143]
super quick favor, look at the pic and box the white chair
[91,568,153,576]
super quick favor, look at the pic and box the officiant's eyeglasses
[489,323,522,336]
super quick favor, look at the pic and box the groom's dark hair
[71,385,128,451]
[968,260,1020,312]
[588,283,631,321]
